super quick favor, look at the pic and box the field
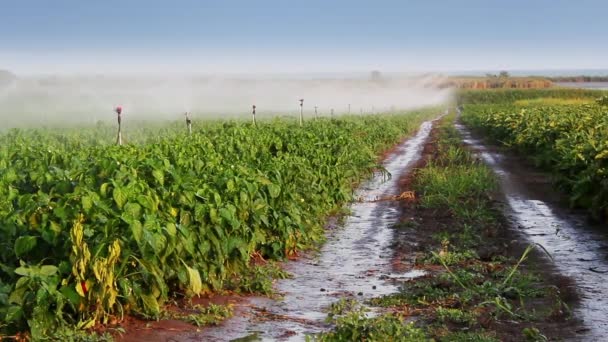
[3,87,608,341]
[460,89,608,219]
[0,111,437,339]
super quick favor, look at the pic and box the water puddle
[456,123,608,340]
[174,119,437,341]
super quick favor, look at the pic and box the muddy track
[456,122,608,341]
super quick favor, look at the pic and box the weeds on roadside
[163,303,233,327]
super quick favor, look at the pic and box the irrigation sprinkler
[330,108,334,117]
[252,105,257,127]
[115,106,123,145]
[299,99,304,126]
[314,106,318,120]
[348,104,351,115]
[185,112,192,135]
[360,108,363,115]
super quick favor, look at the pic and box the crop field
[460,89,608,219]
[0,110,438,339]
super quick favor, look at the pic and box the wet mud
[456,123,608,340]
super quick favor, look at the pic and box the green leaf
[113,186,127,209]
[227,179,236,192]
[5,306,23,322]
[39,265,58,277]
[140,293,160,316]
[14,236,37,258]
[137,195,156,211]
[81,195,93,212]
[152,169,164,186]
[123,202,142,222]
[165,223,177,237]
[131,221,144,246]
[267,184,281,198]
[100,183,110,197]
[60,285,81,306]
[9,286,27,305]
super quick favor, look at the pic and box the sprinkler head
[115,106,123,115]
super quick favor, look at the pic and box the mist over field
[0,72,451,128]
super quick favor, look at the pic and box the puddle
[170,119,438,341]
[456,123,608,340]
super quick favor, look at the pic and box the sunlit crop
[0,111,436,338]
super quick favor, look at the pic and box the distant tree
[499,70,510,78]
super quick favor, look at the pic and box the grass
[316,111,575,341]
[163,303,233,327]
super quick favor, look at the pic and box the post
[185,112,192,135]
[299,99,304,126]
[115,106,123,145]
[252,105,257,127]
[314,106,318,120]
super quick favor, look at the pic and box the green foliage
[414,124,497,223]
[312,305,428,342]
[164,303,233,327]
[226,262,290,295]
[457,88,608,105]
[0,110,437,336]
[440,331,499,342]
[436,307,477,325]
[522,327,548,342]
[460,96,608,219]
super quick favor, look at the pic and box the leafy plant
[0,109,439,336]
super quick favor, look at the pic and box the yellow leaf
[183,264,203,295]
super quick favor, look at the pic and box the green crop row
[0,111,437,338]
[457,88,608,105]
[461,100,608,220]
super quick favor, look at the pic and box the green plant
[459,91,608,219]
[0,109,440,336]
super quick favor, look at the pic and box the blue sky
[2,0,607,74]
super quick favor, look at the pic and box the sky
[1,0,607,74]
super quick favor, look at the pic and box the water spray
[115,105,123,145]
[299,99,304,126]
[252,105,257,127]
[185,112,192,135]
